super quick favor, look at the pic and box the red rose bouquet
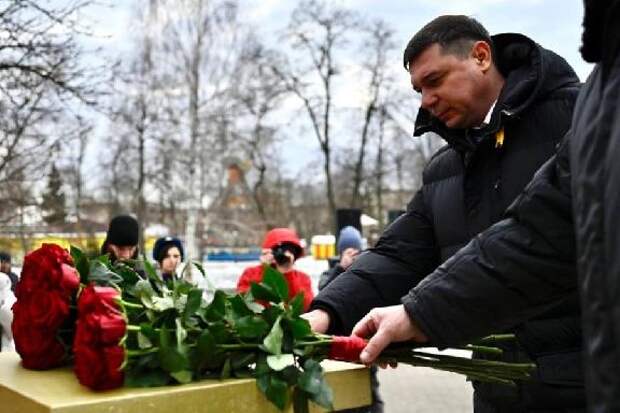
[12,244,80,369]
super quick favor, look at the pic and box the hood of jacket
[413,33,580,152]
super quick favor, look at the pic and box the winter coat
[0,273,15,352]
[311,33,583,411]
[318,263,346,291]
[402,6,620,412]
[237,265,314,312]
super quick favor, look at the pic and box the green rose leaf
[209,321,233,344]
[114,265,140,287]
[250,282,280,303]
[265,375,290,411]
[133,279,156,309]
[244,292,265,313]
[285,317,312,340]
[192,261,216,291]
[236,315,270,339]
[298,359,322,395]
[70,245,90,284]
[158,327,189,373]
[206,290,227,321]
[152,296,175,312]
[231,352,256,370]
[142,257,163,287]
[89,260,122,285]
[124,369,170,387]
[299,359,333,410]
[267,354,295,371]
[175,318,187,348]
[288,293,305,318]
[170,370,193,384]
[139,324,158,341]
[137,331,153,349]
[263,315,283,355]
[183,288,203,322]
[230,294,253,319]
[263,265,289,302]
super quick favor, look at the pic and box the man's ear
[471,40,492,72]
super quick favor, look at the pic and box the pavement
[377,365,473,412]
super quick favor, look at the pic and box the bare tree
[228,37,289,229]
[0,0,101,224]
[349,19,395,209]
[270,0,357,228]
[155,0,243,262]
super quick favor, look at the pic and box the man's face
[0,260,9,273]
[108,244,137,261]
[410,42,492,129]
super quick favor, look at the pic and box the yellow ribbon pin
[495,128,505,148]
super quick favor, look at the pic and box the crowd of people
[1,1,619,411]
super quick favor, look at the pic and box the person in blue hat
[152,237,184,282]
[318,226,363,290]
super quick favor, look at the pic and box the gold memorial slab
[0,352,370,413]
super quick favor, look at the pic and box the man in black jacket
[350,2,620,412]
[306,15,584,412]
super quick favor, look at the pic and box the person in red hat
[236,228,313,311]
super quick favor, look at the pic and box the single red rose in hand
[328,336,368,362]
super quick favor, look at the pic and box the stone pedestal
[0,352,370,413]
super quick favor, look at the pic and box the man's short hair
[403,15,493,70]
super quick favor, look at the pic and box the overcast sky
[78,0,590,183]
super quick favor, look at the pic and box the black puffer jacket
[403,4,620,411]
[311,33,582,410]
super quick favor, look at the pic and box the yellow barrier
[310,235,336,260]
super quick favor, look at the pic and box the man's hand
[301,309,331,333]
[352,305,429,364]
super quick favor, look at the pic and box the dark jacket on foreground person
[312,33,583,411]
[403,3,620,412]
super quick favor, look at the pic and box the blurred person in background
[101,215,140,263]
[237,228,314,311]
[319,226,363,290]
[0,252,19,292]
[0,271,15,352]
[153,236,184,282]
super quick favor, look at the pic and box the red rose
[74,344,124,390]
[328,336,368,362]
[17,290,70,330]
[77,312,126,346]
[59,263,80,295]
[78,284,121,314]
[16,244,78,297]
[73,284,126,390]
[12,314,66,370]
[12,243,79,370]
